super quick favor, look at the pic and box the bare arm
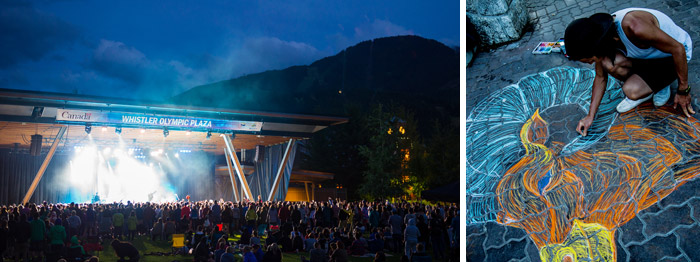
[577,61,608,136]
[625,12,695,116]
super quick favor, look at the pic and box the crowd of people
[0,198,459,262]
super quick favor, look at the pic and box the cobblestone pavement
[466,0,700,261]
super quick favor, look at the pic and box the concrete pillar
[466,0,528,46]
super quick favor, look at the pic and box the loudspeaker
[30,134,42,156]
[254,145,264,162]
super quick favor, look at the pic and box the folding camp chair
[172,234,185,254]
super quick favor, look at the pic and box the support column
[23,126,67,205]
[267,139,295,201]
[311,182,316,201]
[224,146,239,202]
[222,134,254,200]
[304,182,310,202]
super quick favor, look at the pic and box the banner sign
[56,109,262,131]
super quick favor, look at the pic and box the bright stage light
[140,128,146,133]
[175,153,179,158]
[186,131,191,136]
[101,127,107,132]
[64,143,176,203]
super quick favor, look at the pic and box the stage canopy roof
[0,88,348,155]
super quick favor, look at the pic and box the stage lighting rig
[115,127,122,135]
[85,124,92,134]
[163,128,169,138]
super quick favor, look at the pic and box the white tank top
[613,8,692,61]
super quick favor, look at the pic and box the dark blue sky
[0,0,459,100]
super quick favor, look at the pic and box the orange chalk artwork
[466,67,700,261]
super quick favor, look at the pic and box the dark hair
[565,13,617,61]
[374,252,386,262]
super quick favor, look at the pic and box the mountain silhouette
[171,35,459,124]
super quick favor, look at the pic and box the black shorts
[630,56,678,93]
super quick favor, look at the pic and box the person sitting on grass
[304,233,317,252]
[347,233,367,256]
[253,244,265,262]
[214,243,227,262]
[220,246,236,262]
[292,231,304,252]
[302,242,327,262]
[110,239,140,262]
[263,243,282,262]
[193,236,210,262]
[367,233,384,253]
[409,243,430,262]
[265,230,278,247]
[250,231,261,246]
[63,235,88,261]
[328,242,348,262]
[279,232,294,253]
[374,251,386,262]
[243,246,257,262]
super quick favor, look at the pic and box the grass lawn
[94,234,440,262]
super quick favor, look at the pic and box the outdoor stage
[0,88,347,205]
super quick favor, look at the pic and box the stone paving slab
[466,0,700,261]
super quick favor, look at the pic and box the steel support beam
[22,126,67,205]
[222,134,254,200]
[267,139,295,201]
[311,182,316,201]
[223,146,240,202]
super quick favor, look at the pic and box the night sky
[0,0,459,101]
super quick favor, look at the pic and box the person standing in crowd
[389,210,403,254]
[48,218,67,255]
[67,210,81,239]
[278,203,290,226]
[29,212,46,260]
[0,220,8,262]
[127,211,138,241]
[246,203,258,230]
[221,204,232,234]
[211,201,222,226]
[142,203,154,234]
[428,211,445,260]
[14,214,32,262]
[0,200,457,262]
[112,209,124,240]
[403,218,420,257]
